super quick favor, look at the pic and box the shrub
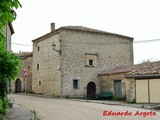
[65,95,70,98]
[0,99,5,117]
[112,96,126,101]
[2,100,8,110]
[0,99,2,109]
[131,99,136,103]
[0,109,5,115]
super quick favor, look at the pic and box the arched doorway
[15,79,21,93]
[87,82,96,99]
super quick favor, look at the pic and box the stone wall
[125,78,136,101]
[99,74,136,101]
[60,30,133,97]
[32,33,61,96]
[99,73,127,98]
[31,27,133,97]
[11,56,32,93]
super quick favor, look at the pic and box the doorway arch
[15,78,21,93]
[87,82,96,99]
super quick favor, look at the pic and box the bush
[112,96,126,101]
[0,99,8,115]
[0,99,5,118]
[0,99,2,109]
[131,99,136,103]
[2,100,8,110]
[0,109,5,115]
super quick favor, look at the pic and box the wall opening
[87,81,96,99]
[15,78,21,93]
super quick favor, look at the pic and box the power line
[12,39,160,47]
[134,39,160,43]
[12,42,33,46]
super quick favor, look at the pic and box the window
[37,64,39,70]
[73,80,79,89]
[39,81,41,86]
[89,60,93,66]
[37,46,40,51]
[85,53,97,67]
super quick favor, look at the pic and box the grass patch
[31,110,40,120]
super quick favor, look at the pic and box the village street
[8,94,160,120]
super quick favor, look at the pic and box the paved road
[9,94,160,120]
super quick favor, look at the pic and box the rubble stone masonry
[32,27,133,97]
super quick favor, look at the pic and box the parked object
[98,92,112,100]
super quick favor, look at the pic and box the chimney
[51,23,55,31]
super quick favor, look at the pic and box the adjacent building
[2,22,14,50]
[6,23,14,50]
[126,61,160,103]
[99,61,160,103]
[32,23,134,98]
[11,52,32,93]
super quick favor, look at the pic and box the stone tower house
[32,23,133,98]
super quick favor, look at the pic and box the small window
[39,81,41,86]
[37,64,39,70]
[85,53,97,67]
[73,80,79,89]
[89,60,93,66]
[37,46,40,51]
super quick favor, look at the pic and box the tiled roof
[18,52,33,58]
[32,25,133,42]
[126,61,160,77]
[99,61,160,78]
[99,65,141,75]
[61,26,133,39]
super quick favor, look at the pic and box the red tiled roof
[126,61,160,77]
[99,61,160,78]
[99,65,141,75]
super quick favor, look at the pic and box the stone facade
[99,73,135,101]
[99,73,126,97]
[11,52,32,93]
[125,78,135,101]
[32,24,133,98]
[32,33,61,96]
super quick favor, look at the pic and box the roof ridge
[32,25,133,43]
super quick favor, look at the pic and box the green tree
[0,0,21,48]
[0,49,21,100]
[0,0,22,106]
[140,59,151,64]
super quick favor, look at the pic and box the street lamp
[51,42,61,54]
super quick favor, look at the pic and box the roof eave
[99,71,131,76]
[125,74,160,79]
[8,22,14,35]
[32,28,61,42]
